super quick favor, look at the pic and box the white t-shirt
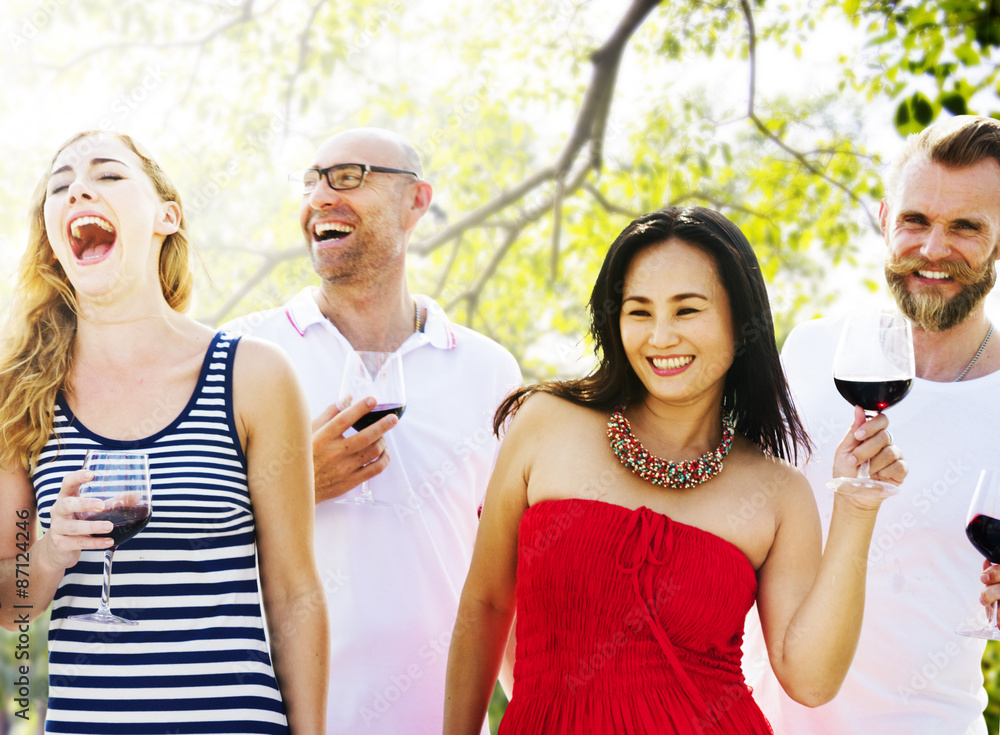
[743,315,994,735]
[225,287,522,735]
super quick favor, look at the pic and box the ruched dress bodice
[500,498,771,734]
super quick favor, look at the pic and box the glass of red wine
[958,469,1000,640]
[334,351,405,507]
[827,312,914,498]
[69,450,152,625]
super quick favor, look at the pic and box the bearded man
[744,115,1000,734]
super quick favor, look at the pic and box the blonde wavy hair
[0,131,193,470]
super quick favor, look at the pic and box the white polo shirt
[225,287,522,735]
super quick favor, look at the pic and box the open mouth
[68,215,117,264]
[650,356,694,371]
[313,221,356,244]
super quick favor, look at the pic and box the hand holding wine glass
[334,351,406,506]
[69,450,152,625]
[957,470,1000,640]
[828,312,914,498]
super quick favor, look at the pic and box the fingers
[312,400,397,503]
[831,409,908,486]
[831,407,869,477]
[57,468,94,500]
[355,449,391,483]
[982,564,1000,606]
[343,415,398,453]
[848,413,896,466]
[869,453,908,486]
[314,397,377,439]
[49,468,115,547]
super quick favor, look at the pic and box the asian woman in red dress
[444,207,907,734]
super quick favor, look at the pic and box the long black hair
[495,206,810,463]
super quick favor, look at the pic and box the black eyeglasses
[288,163,418,194]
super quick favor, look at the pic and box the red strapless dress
[499,498,771,734]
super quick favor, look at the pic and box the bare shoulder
[735,440,817,519]
[230,337,306,442]
[232,334,294,370]
[504,391,600,440]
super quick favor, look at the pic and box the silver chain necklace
[954,323,993,382]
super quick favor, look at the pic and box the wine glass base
[826,476,899,500]
[333,497,393,507]
[69,610,138,626]
[956,623,1000,641]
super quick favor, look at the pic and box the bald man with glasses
[227,128,521,735]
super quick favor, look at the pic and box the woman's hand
[832,407,908,485]
[40,468,113,571]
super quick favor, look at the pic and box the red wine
[834,378,912,413]
[968,514,1000,564]
[89,506,151,547]
[352,403,405,431]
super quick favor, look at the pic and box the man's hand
[312,397,398,504]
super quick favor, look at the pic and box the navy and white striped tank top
[34,332,289,734]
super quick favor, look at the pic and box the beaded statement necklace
[607,406,735,489]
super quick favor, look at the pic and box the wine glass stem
[857,410,879,480]
[97,548,116,614]
[857,459,872,479]
[358,480,375,505]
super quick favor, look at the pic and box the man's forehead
[894,156,1000,212]
[313,132,402,167]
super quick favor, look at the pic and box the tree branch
[446,163,591,320]
[445,225,526,315]
[410,166,556,255]
[411,0,664,260]
[550,174,566,282]
[555,0,662,175]
[432,233,465,301]
[583,182,642,218]
[584,181,774,222]
[46,0,262,72]
[281,0,328,130]
[202,247,304,325]
[739,0,881,235]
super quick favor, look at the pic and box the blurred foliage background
[1,0,999,731]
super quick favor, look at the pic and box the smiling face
[299,130,425,286]
[42,134,179,303]
[619,239,734,408]
[882,155,1000,332]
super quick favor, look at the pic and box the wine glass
[334,351,405,507]
[958,470,1000,640]
[827,312,914,498]
[69,450,152,625]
